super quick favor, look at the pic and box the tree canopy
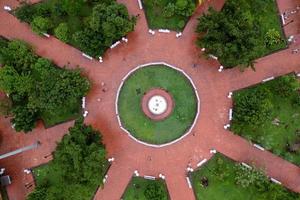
[0,39,89,132]
[196,0,285,69]
[27,119,109,200]
[15,0,136,57]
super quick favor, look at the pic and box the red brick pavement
[0,0,299,200]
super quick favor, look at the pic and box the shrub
[271,75,299,98]
[175,0,195,17]
[163,3,176,18]
[15,3,35,23]
[177,20,185,29]
[54,23,69,42]
[265,28,282,47]
[11,105,37,133]
[232,87,273,127]
[31,16,52,35]
[144,181,166,200]
[234,164,268,190]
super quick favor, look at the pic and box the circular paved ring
[142,88,174,121]
[115,62,200,148]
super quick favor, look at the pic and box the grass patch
[231,74,300,165]
[40,99,81,128]
[118,65,197,144]
[142,0,197,31]
[191,153,300,200]
[122,177,169,200]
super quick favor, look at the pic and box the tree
[11,105,37,133]
[60,0,84,16]
[0,40,37,74]
[175,0,195,17]
[15,2,36,23]
[163,3,176,18]
[0,40,90,132]
[196,0,263,69]
[27,119,108,199]
[31,16,52,35]
[232,87,273,128]
[271,75,299,98]
[72,1,136,57]
[54,23,69,42]
[0,66,19,94]
[144,181,166,200]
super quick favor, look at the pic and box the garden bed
[121,177,169,200]
[142,0,197,31]
[231,74,300,165]
[191,153,299,200]
[196,0,287,69]
[29,120,110,200]
[14,0,136,58]
[0,38,89,132]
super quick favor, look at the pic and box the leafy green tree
[11,105,37,133]
[175,0,195,17]
[163,3,176,18]
[196,0,263,69]
[0,66,19,94]
[89,2,136,46]
[14,2,36,23]
[0,40,37,74]
[54,23,69,42]
[27,119,108,200]
[72,1,136,57]
[73,28,103,56]
[232,87,273,128]
[53,118,107,184]
[271,75,299,98]
[60,0,85,16]
[0,40,89,132]
[144,181,166,200]
[31,16,52,35]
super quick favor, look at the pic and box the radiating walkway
[0,0,299,200]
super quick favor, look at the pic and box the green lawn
[33,163,98,200]
[32,161,110,200]
[247,0,286,55]
[231,74,300,165]
[142,0,197,31]
[40,99,81,128]
[118,65,197,144]
[122,177,169,200]
[191,153,300,200]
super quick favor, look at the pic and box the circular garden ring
[116,62,200,147]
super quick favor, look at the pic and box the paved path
[0,0,299,200]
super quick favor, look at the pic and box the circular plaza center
[148,95,167,115]
[117,63,199,146]
[142,88,174,121]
